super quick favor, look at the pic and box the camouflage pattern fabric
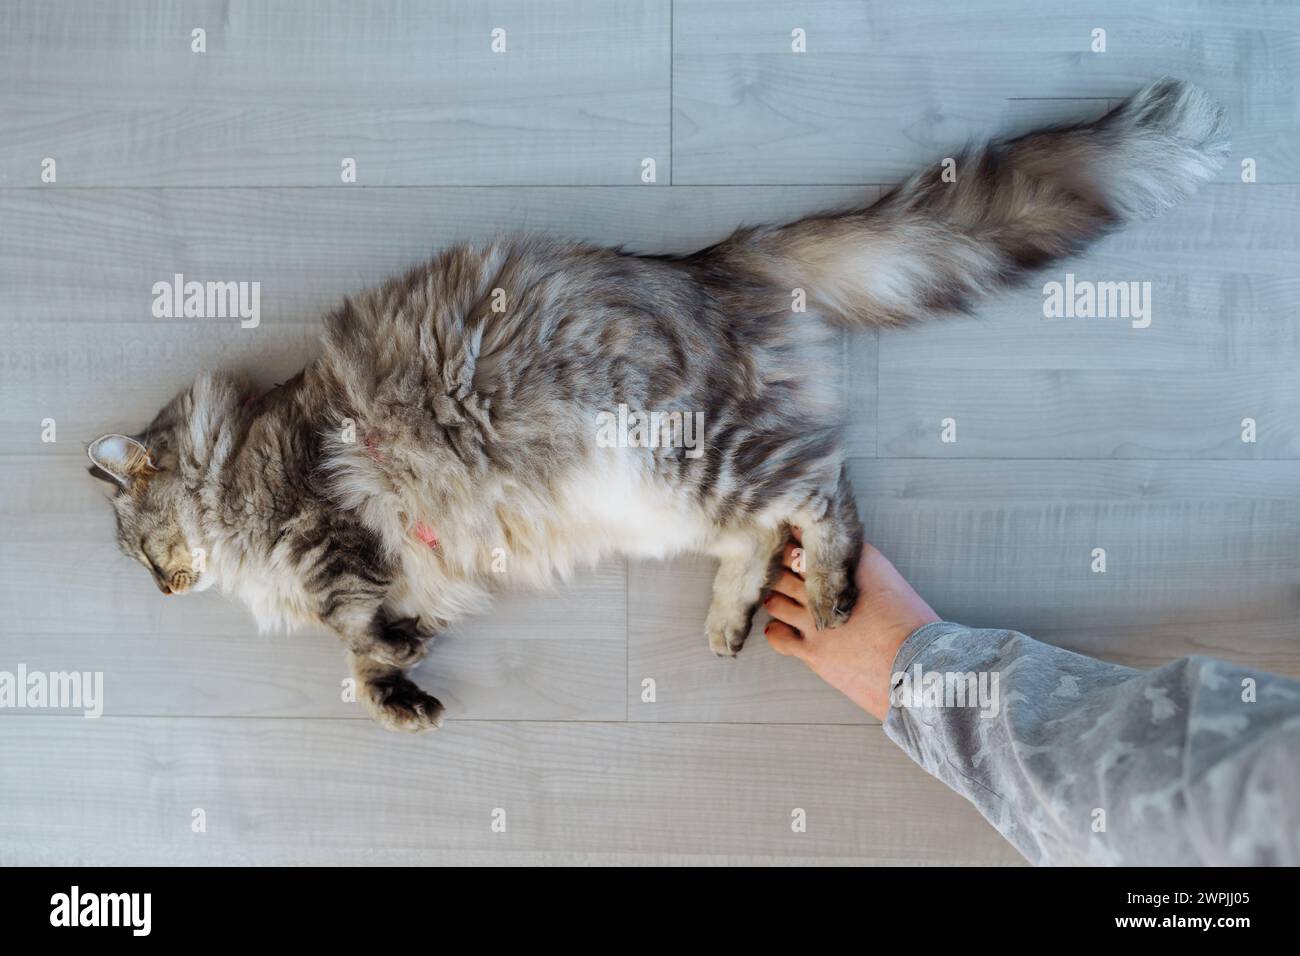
[884,622,1300,865]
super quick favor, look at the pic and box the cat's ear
[87,434,156,487]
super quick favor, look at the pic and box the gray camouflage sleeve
[882,621,1300,865]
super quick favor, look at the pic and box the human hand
[763,529,940,721]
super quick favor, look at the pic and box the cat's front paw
[364,672,445,732]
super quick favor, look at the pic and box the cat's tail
[699,78,1228,327]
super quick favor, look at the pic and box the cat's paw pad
[365,674,445,732]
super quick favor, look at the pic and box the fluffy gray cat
[89,79,1227,731]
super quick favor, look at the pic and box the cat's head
[87,380,233,596]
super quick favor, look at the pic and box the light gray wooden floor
[1,0,1297,866]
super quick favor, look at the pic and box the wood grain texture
[1,0,1295,866]
[0,718,1024,865]
[877,368,1300,458]
[673,0,1299,184]
[881,185,1300,371]
[0,0,672,186]
[848,460,1300,674]
[876,182,1300,457]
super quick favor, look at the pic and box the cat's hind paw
[806,568,857,632]
[705,605,758,658]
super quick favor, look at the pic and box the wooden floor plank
[850,459,1300,674]
[0,0,672,186]
[877,368,1300,458]
[0,717,1024,865]
[880,185,1300,372]
[673,0,1298,184]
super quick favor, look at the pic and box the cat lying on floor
[88,79,1227,731]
